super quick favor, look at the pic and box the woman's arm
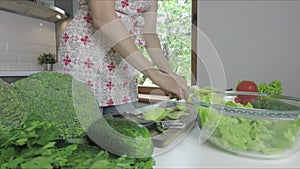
[142,0,174,74]
[88,0,188,99]
[142,0,189,99]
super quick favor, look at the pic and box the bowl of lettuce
[191,89,300,159]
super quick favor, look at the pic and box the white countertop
[153,125,300,168]
[0,71,41,76]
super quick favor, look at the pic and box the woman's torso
[58,0,153,107]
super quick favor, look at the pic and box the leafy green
[144,107,172,122]
[0,72,155,168]
[167,111,189,120]
[0,114,155,169]
[197,86,300,156]
[13,71,100,143]
[0,79,26,131]
[258,80,282,95]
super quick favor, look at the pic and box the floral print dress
[58,0,153,107]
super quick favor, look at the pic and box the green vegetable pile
[0,72,155,168]
[0,79,26,131]
[196,81,300,157]
[258,80,282,95]
[88,116,154,158]
[13,72,100,143]
[0,115,154,168]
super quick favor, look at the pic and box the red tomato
[236,81,258,92]
[234,97,241,103]
[236,80,258,105]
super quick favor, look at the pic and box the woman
[58,0,188,114]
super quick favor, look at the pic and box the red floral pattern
[63,55,71,66]
[107,62,115,71]
[63,33,69,43]
[58,0,153,107]
[84,58,94,68]
[80,36,90,45]
[87,80,94,87]
[121,0,129,8]
[106,99,114,106]
[106,82,115,90]
[83,12,92,23]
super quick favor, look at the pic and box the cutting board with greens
[151,103,197,148]
[128,101,198,148]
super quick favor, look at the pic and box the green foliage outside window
[138,0,192,86]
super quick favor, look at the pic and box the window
[138,0,197,102]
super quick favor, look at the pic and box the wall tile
[0,63,8,71]
[8,63,31,71]
[19,53,39,63]
[29,63,44,71]
[0,41,5,52]
[0,10,56,71]
[0,52,19,62]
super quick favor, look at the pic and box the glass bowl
[191,90,300,159]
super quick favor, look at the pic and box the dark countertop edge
[0,71,41,77]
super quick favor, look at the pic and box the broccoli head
[0,79,26,130]
[13,71,100,143]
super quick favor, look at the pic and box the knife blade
[126,98,177,115]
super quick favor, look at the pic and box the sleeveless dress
[58,0,153,107]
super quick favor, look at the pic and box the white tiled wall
[0,10,56,71]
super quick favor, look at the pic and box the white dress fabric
[58,0,153,106]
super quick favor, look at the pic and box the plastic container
[191,91,300,159]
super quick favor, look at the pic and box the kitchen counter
[0,71,41,83]
[153,125,300,168]
[0,71,41,77]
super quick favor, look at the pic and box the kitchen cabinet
[153,125,300,168]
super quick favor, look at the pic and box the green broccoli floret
[13,72,100,143]
[0,79,26,130]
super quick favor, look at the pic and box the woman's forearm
[144,34,175,74]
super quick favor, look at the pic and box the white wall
[0,10,56,71]
[197,1,300,97]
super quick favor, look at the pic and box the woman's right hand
[145,69,189,100]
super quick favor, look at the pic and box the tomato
[236,81,258,92]
[234,97,241,103]
[235,80,258,105]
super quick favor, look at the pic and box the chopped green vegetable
[167,111,189,120]
[175,104,188,111]
[144,107,173,122]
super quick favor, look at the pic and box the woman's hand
[145,69,189,100]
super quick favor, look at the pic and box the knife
[127,98,178,115]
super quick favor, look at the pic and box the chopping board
[151,104,198,148]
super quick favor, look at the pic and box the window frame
[138,0,197,102]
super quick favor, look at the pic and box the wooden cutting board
[151,104,198,148]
